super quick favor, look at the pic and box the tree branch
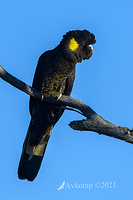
[1,65,133,144]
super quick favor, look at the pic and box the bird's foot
[57,93,62,100]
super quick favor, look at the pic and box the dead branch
[0,65,133,144]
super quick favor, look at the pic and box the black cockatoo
[18,29,96,181]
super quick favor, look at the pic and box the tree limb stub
[0,65,133,144]
[69,118,133,144]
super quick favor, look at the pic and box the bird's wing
[28,66,76,146]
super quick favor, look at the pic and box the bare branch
[1,65,133,144]
[0,65,43,100]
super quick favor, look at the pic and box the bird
[18,29,96,181]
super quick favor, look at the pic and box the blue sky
[0,0,133,199]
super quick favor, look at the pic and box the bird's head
[60,29,96,63]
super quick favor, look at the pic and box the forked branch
[0,65,133,144]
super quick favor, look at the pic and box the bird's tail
[18,122,52,181]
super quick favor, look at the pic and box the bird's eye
[81,41,86,46]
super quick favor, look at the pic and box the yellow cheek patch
[69,38,79,51]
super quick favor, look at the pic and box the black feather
[18,29,96,181]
